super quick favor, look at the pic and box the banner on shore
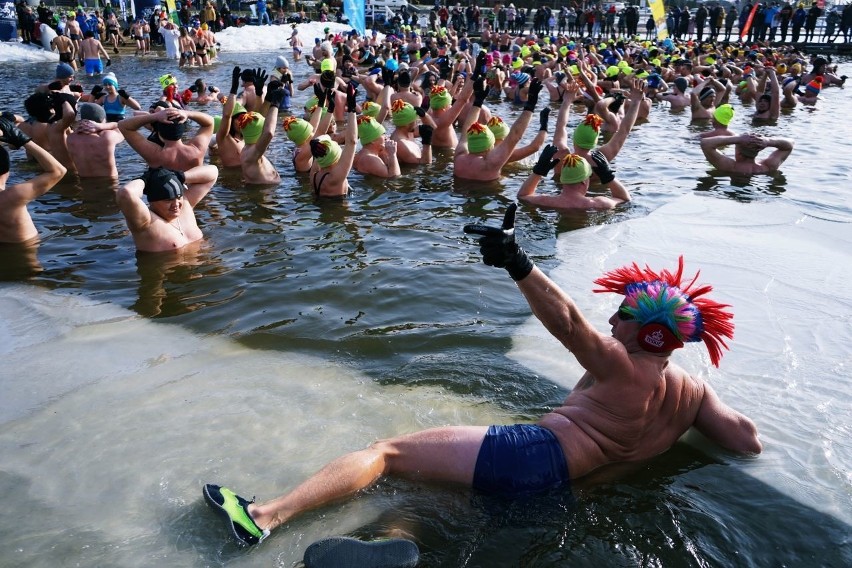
[740,2,760,40]
[649,0,668,40]
[165,0,178,25]
[343,0,365,36]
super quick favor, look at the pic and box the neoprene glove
[463,203,534,282]
[472,51,487,82]
[418,124,433,145]
[90,85,104,97]
[382,66,394,87]
[539,107,550,132]
[472,78,487,107]
[532,144,560,176]
[589,150,616,184]
[0,117,32,148]
[106,59,111,67]
[524,79,542,112]
[117,89,130,99]
[326,89,336,113]
[253,68,268,93]
[414,106,427,118]
[230,66,241,94]
[314,82,327,107]
[346,83,357,113]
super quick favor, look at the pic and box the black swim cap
[142,168,186,202]
[320,70,336,89]
[156,119,187,141]
[0,146,9,176]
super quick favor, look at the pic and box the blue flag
[343,0,365,36]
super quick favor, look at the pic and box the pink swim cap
[502,53,511,65]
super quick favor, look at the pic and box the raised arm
[766,68,781,119]
[553,82,578,151]
[1,135,66,203]
[182,164,219,207]
[759,136,794,171]
[118,110,168,162]
[600,79,645,161]
[700,134,742,170]
[464,205,633,378]
[115,178,153,233]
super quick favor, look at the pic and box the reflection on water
[695,170,788,200]
[0,240,42,280]
[0,53,850,567]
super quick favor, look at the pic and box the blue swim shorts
[85,58,103,75]
[472,424,570,495]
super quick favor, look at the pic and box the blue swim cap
[385,58,399,72]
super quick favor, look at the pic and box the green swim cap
[282,116,313,145]
[390,100,417,126]
[238,112,265,144]
[713,104,734,126]
[487,116,510,141]
[559,154,592,184]
[573,114,603,150]
[357,115,386,145]
[467,122,495,154]
[311,135,342,168]
[361,100,380,118]
[429,86,452,110]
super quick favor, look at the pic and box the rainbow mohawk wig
[593,256,734,367]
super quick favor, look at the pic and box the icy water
[0,34,850,567]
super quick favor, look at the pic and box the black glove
[188,84,198,93]
[230,66,241,94]
[463,203,534,282]
[472,77,487,107]
[117,89,130,100]
[532,144,560,176]
[539,107,550,132]
[90,85,104,98]
[381,65,395,87]
[266,87,286,107]
[346,83,357,113]
[1,111,15,122]
[523,79,542,112]
[418,124,433,145]
[0,116,32,148]
[69,84,83,94]
[106,59,111,67]
[589,149,616,184]
[268,79,283,92]
[314,82,327,107]
[472,50,487,82]
[208,85,217,93]
[326,89,336,113]
[253,68,268,93]
[414,106,427,118]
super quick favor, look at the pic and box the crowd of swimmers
[1,25,847,253]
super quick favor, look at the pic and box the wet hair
[24,92,55,123]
